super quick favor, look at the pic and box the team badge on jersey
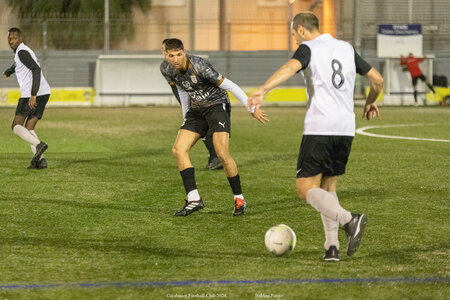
[182,81,191,89]
[190,75,198,84]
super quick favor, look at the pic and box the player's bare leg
[172,129,204,216]
[213,131,246,216]
[172,129,200,171]
[296,174,322,201]
[203,133,222,170]
[212,131,236,177]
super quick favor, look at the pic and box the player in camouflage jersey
[160,38,267,217]
[161,39,222,170]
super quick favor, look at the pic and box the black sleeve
[292,44,311,70]
[18,50,41,96]
[354,49,372,75]
[3,63,16,77]
[170,83,181,104]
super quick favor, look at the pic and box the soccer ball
[265,224,297,256]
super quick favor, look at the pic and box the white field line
[355,123,450,143]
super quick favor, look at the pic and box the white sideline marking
[356,123,450,143]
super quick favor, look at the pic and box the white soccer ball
[265,224,297,256]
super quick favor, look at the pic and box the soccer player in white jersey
[3,28,51,169]
[160,38,267,217]
[248,12,383,261]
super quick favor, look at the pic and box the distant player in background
[248,12,384,261]
[3,27,50,169]
[161,39,222,170]
[160,38,267,217]
[400,53,436,106]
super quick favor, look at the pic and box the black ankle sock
[227,174,242,195]
[180,167,197,194]
[413,91,418,103]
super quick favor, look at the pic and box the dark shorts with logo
[181,103,231,138]
[15,94,50,120]
[296,135,354,178]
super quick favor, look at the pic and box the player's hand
[363,102,379,120]
[2,73,9,80]
[28,95,37,109]
[251,107,269,124]
[247,89,265,111]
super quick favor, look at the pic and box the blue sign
[378,24,422,36]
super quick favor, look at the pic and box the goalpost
[94,55,177,106]
[378,24,435,105]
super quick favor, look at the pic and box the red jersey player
[400,53,436,105]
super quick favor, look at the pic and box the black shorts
[15,94,50,120]
[181,103,231,138]
[296,135,354,178]
[412,75,426,86]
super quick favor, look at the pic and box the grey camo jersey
[160,55,230,109]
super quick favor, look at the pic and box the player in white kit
[3,28,51,169]
[248,12,383,261]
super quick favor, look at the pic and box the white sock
[29,130,44,158]
[321,191,340,250]
[307,188,352,226]
[13,125,40,146]
[234,194,244,200]
[187,189,200,202]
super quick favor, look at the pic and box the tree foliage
[7,0,151,49]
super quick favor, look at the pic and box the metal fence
[0,0,449,88]
[1,0,449,52]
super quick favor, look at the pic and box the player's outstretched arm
[3,63,16,80]
[251,107,269,124]
[248,59,302,110]
[219,78,268,124]
[363,67,384,120]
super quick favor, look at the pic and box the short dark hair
[164,38,184,51]
[8,27,21,35]
[292,12,319,32]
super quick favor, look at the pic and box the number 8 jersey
[293,33,371,137]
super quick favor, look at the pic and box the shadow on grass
[0,195,302,217]
[62,149,168,165]
[0,236,320,261]
[362,243,450,263]
[0,196,150,213]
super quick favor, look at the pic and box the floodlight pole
[190,0,195,51]
[408,0,413,23]
[104,0,110,53]
[353,0,363,97]
[219,0,226,51]
[42,21,47,74]
[353,0,361,59]
[287,1,293,56]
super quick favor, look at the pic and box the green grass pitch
[0,106,448,299]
